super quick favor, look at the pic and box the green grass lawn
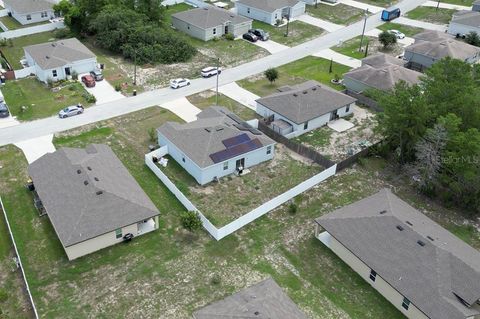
[238,56,351,97]
[441,0,474,5]
[293,127,332,148]
[332,35,379,59]
[0,31,56,69]
[252,20,325,46]
[163,2,193,25]
[352,0,399,6]
[187,91,257,121]
[2,78,92,121]
[405,7,456,25]
[306,3,366,25]
[0,105,478,317]
[377,23,423,37]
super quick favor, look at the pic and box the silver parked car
[58,104,84,119]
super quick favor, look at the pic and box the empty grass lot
[187,91,257,121]
[306,3,366,25]
[252,21,325,46]
[238,56,351,97]
[0,104,478,317]
[405,7,456,25]
[353,0,399,6]
[0,31,56,69]
[377,23,423,37]
[2,78,91,121]
[332,35,404,60]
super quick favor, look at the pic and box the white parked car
[388,29,405,39]
[170,78,191,89]
[58,104,84,119]
[201,67,222,78]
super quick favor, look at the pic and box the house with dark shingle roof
[343,53,422,93]
[236,0,305,25]
[255,80,356,136]
[404,30,480,71]
[315,188,480,319]
[193,278,308,319]
[157,106,275,185]
[448,10,480,38]
[172,5,252,41]
[28,144,160,260]
[3,0,54,25]
[24,37,97,83]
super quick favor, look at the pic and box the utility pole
[436,0,440,11]
[284,8,291,37]
[215,58,220,106]
[315,0,318,9]
[359,8,369,52]
[133,49,137,86]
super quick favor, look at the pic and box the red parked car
[81,74,96,88]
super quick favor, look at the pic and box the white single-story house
[343,53,422,93]
[404,30,480,71]
[255,80,356,137]
[315,189,480,319]
[172,5,252,41]
[236,0,305,25]
[448,10,480,38]
[3,0,55,25]
[193,278,308,319]
[158,106,275,185]
[23,38,97,83]
[28,144,160,261]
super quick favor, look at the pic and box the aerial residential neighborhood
[0,0,479,319]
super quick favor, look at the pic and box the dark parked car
[249,28,269,41]
[0,100,9,118]
[243,32,258,43]
[90,70,103,81]
[81,74,96,88]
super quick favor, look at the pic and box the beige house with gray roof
[28,144,160,260]
[315,189,480,319]
[172,6,252,41]
[4,0,54,25]
[256,80,356,137]
[158,106,275,185]
[24,38,97,83]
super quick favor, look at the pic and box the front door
[330,110,338,121]
[65,67,71,76]
[225,25,229,34]
[236,158,245,171]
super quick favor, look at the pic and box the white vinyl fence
[14,66,36,79]
[0,21,65,39]
[0,9,8,18]
[146,148,338,240]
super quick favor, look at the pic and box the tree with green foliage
[264,68,279,84]
[378,30,397,48]
[466,31,480,47]
[180,211,202,232]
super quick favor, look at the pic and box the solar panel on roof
[222,133,250,148]
[210,139,263,163]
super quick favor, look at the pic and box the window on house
[52,70,57,77]
[402,297,410,310]
[26,14,32,20]
[267,146,272,155]
[223,162,228,170]
[213,28,217,35]
[346,105,350,113]
[303,122,308,130]
[369,269,377,282]
[115,228,122,239]
[41,11,47,18]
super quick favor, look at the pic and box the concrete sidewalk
[0,116,19,129]
[217,82,260,111]
[252,40,289,54]
[422,0,471,10]
[365,28,415,46]
[338,0,384,13]
[14,134,55,164]
[159,97,201,123]
[295,14,344,32]
[395,17,447,31]
[312,48,361,68]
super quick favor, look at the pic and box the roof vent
[215,126,224,132]
[254,311,260,316]
[94,177,99,181]
[302,91,308,94]
[379,210,387,214]
[96,190,103,195]
[77,169,81,174]
[293,93,298,97]
[205,128,211,132]
[427,236,434,241]
[51,43,56,47]
[417,240,425,247]
[87,166,92,171]
[396,225,404,231]
[45,55,50,59]
[312,87,317,91]
[84,180,88,185]
[406,221,413,226]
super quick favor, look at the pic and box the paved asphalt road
[0,0,426,147]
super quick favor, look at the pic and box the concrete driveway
[313,49,361,68]
[252,40,289,54]
[14,134,55,164]
[217,82,260,110]
[80,75,125,104]
[395,17,447,31]
[0,116,19,129]
[295,14,344,32]
[159,97,201,123]
[365,28,415,46]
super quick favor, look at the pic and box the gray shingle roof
[413,30,453,43]
[406,36,480,61]
[24,38,96,70]
[344,62,422,91]
[158,106,274,168]
[28,144,160,247]
[193,278,308,319]
[256,80,356,125]
[172,5,251,29]
[451,10,480,28]
[315,189,480,319]
[236,0,300,13]
[361,53,406,67]
[4,0,53,14]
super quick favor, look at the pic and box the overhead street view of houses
[0,0,479,318]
